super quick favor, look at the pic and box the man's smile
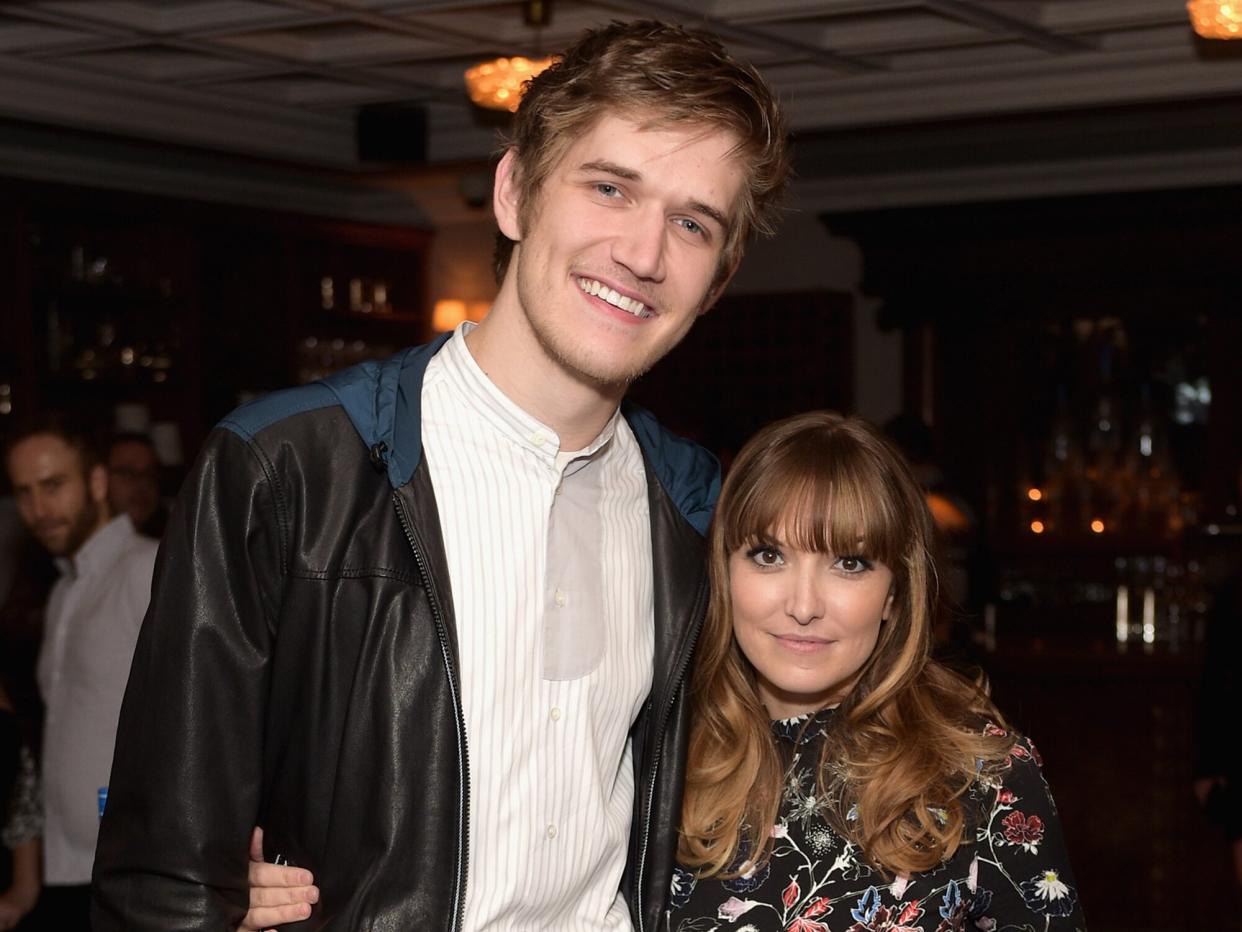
[574,275,655,318]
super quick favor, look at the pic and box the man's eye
[676,218,704,236]
[595,183,620,197]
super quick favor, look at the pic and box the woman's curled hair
[678,411,1015,878]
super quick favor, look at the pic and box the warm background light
[1090,519,1106,534]
[433,299,492,332]
[432,299,467,332]
[464,56,555,112]
[1030,520,1045,534]
[1027,487,1043,501]
[1188,0,1242,38]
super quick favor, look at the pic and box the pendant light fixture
[464,1,555,112]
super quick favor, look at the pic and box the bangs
[721,433,908,566]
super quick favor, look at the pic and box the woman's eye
[835,555,872,574]
[746,546,784,567]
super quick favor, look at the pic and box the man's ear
[88,462,108,507]
[697,252,742,317]
[493,148,523,242]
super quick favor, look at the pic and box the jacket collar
[321,338,720,538]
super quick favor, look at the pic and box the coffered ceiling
[2,0,1241,211]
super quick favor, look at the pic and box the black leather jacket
[92,338,719,931]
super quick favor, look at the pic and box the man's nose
[29,491,53,521]
[611,205,667,282]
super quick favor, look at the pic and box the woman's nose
[785,567,825,626]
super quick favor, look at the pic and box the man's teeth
[577,278,649,317]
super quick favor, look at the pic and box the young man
[92,19,789,931]
[6,418,157,928]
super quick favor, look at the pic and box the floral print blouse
[666,710,1085,932]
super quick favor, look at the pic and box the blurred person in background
[5,417,156,929]
[104,434,165,541]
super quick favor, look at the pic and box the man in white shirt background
[6,417,156,929]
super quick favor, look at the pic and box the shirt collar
[771,706,837,746]
[56,513,136,580]
[438,321,621,467]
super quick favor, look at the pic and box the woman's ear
[493,148,523,242]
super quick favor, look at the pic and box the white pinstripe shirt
[421,325,653,930]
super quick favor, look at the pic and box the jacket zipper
[634,577,709,932]
[394,493,470,932]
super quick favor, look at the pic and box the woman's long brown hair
[678,412,1014,878]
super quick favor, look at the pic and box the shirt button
[530,432,547,447]
[546,824,558,840]
[550,706,562,721]
[554,589,567,608]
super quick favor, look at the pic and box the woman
[667,411,1082,930]
[244,412,1083,931]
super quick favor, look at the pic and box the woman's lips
[772,635,834,653]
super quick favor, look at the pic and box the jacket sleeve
[92,427,285,929]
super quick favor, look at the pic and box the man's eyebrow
[576,160,730,233]
[686,198,729,234]
[577,159,642,182]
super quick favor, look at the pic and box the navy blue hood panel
[622,402,720,537]
[318,334,450,491]
[218,335,718,537]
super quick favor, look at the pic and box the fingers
[250,882,319,909]
[249,859,315,889]
[237,899,314,931]
[241,824,318,930]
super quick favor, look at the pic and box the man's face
[108,439,160,527]
[7,434,107,557]
[499,113,745,388]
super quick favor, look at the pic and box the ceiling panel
[0,0,1236,180]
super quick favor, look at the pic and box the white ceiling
[2,0,1241,212]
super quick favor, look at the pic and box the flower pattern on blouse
[667,710,1085,932]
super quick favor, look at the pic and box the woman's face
[729,531,894,719]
